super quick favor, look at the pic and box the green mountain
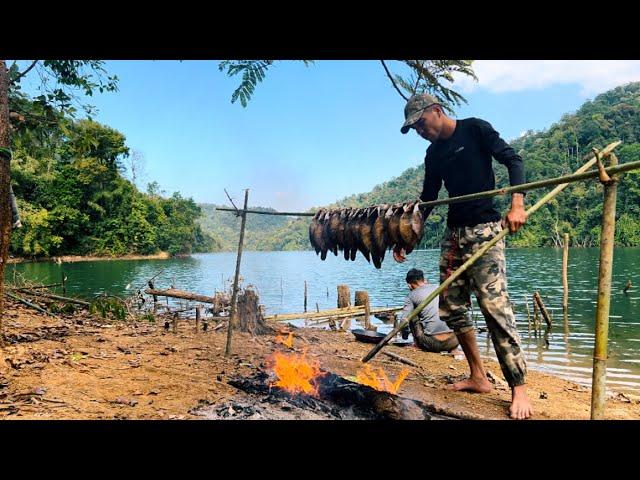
[201,82,640,251]
[197,204,296,251]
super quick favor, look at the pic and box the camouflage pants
[439,221,526,387]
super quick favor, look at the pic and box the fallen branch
[6,292,56,317]
[144,288,227,305]
[382,351,420,368]
[16,289,90,306]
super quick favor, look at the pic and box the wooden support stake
[524,294,532,335]
[591,153,619,420]
[304,281,307,313]
[195,305,201,334]
[532,296,540,336]
[61,270,67,296]
[562,233,569,313]
[225,189,249,357]
[533,292,553,329]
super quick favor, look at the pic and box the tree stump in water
[337,284,351,331]
[355,290,373,330]
[236,288,271,335]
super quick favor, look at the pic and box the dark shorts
[410,321,459,353]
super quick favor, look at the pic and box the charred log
[228,371,441,420]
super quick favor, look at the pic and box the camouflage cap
[400,93,440,134]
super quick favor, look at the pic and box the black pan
[351,328,386,343]
[351,328,414,346]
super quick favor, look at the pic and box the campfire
[267,350,326,396]
[213,332,449,420]
[355,364,410,395]
[275,331,294,349]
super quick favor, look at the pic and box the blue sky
[17,60,640,211]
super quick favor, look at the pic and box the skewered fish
[399,201,418,254]
[309,208,326,256]
[371,204,390,268]
[308,200,426,268]
[359,207,375,265]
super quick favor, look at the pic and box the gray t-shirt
[401,283,452,336]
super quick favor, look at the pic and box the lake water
[6,248,640,395]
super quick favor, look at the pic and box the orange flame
[276,331,294,348]
[355,364,410,394]
[268,349,325,396]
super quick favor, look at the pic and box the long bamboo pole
[591,153,619,419]
[224,189,249,357]
[216,143,632,218]
[362,143,620,363]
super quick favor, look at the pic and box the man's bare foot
[447,376,492,393]
[509,385,533,419]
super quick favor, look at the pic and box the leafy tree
[219,60,477,110]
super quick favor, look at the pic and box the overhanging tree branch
[11,60,39,84]
[380,60,408,101]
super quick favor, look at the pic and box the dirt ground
[1,300,639,420]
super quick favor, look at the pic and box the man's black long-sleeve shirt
[420,117,525,228]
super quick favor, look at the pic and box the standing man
[395,93,533,420]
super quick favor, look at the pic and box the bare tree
[128,149,148,189]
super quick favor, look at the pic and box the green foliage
[49,302,77,315]
[218,60,316,107]
[391,60,477,112]
[8,97,214,258]
[218,60,275,107]
[90,296,127,321]
[218,60,476,111]
[9,60,119,117]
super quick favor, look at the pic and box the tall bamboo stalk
[591,153,619,419]
[216,143,631,218]
[562,233,569,313]
[224,189,249,357]
[362,144,621,364]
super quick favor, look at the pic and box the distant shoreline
[7,251,174,264]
